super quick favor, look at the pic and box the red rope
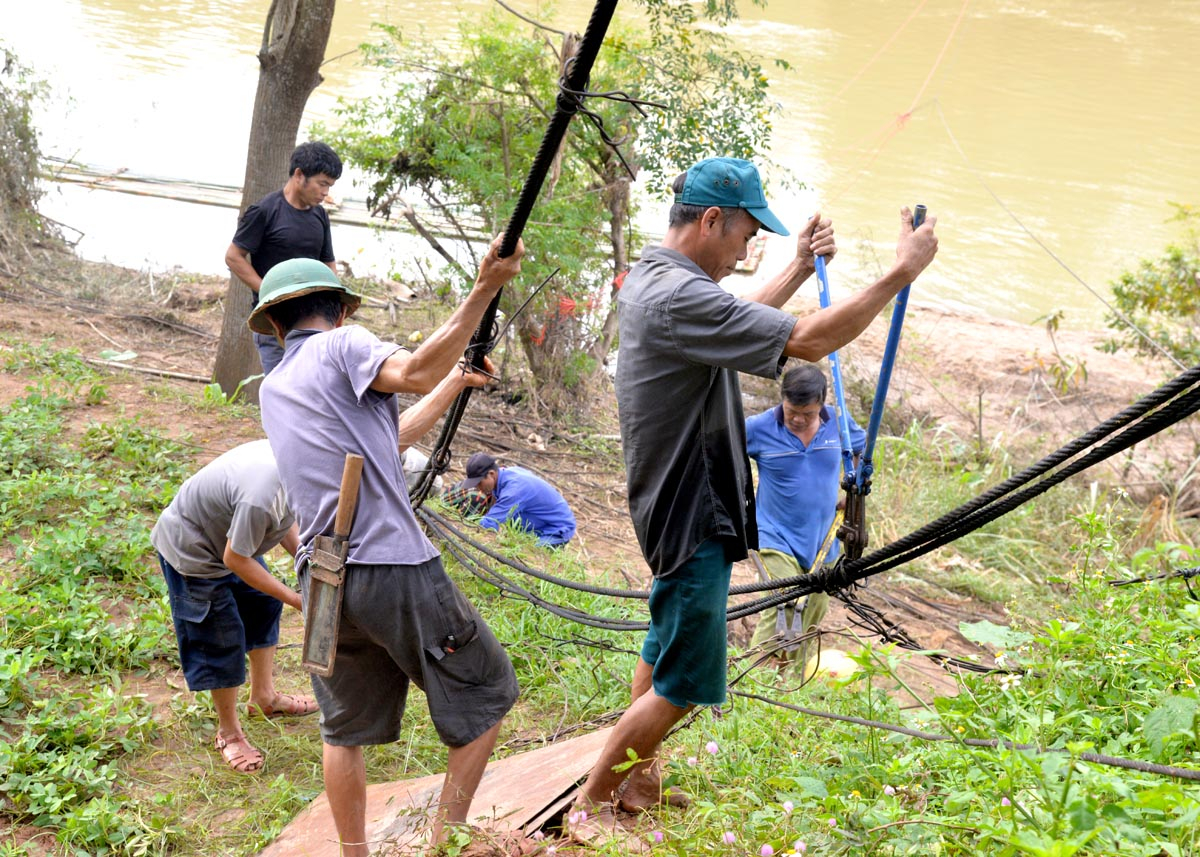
[827,0,972,206]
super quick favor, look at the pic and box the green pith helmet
[246,258,362,335]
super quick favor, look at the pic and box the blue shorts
[640,540,733,708]
[160,554,283,692]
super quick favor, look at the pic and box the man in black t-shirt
[225,141,342,374]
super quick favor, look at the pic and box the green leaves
[1104,203,1200,365]
[959,619,1034,652]
[1143,696,1200,759]
[322,3,791,401]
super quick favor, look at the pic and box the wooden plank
[256,727,611,857]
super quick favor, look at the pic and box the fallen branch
[81,357,210,383]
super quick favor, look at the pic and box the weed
[200,374,261,409]
[3,341,1199,856]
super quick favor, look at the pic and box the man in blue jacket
[747,363,865,672]
[460,452,576,547]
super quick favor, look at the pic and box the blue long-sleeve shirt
[745,404,865,569]
[480,466,576,546]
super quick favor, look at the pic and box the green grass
[2,342,1199,855]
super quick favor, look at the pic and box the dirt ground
[2,248,1193,695]
[2,248,1196,853]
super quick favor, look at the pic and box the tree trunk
[211,0,336,403]
[590,171,630,364]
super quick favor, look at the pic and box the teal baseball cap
[247,258,361,334]
[676,157,790,236]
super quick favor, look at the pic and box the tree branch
[493,0,568,36]
[374,191,471,282]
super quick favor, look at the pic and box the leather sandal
[247,692,319,718]
[215,732,264,773]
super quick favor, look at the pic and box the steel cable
[410,0,621,507]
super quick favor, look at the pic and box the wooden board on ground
[256,727,612,856]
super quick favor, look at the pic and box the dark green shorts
[640,540,733,708]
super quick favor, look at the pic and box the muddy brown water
[9,0,1200,327]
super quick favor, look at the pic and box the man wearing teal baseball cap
[567,157,939,845]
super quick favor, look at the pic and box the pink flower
[568,809,588,825]
[761,845,775,857]
[782,800,794,814]
[827,817,837,828]
[723,831,737,844]
[706,741,720,755]
[649,831,663,844]
[883,785,896,796]
[687,756,698,766]
[794,842,807,853]
[1001,797,1011,807]
[532,831,545,841]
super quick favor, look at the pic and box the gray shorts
[299,556,519,748]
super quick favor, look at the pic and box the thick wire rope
[409,0,622,507]
[727,365,1200,598]
[420,505,649,599]
[421,508,648,632]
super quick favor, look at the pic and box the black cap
[461,452,497,489]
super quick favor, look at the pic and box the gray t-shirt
[615,245,796,578]
[150,439,294,579]
[260,325,439,567]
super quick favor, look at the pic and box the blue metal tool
[858,204,926,492]
[824,205,926,560]
[814,252,858,484]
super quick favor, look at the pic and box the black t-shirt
[232,189,335,280]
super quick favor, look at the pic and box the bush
[0,44,47,262]
[1103,204,1200,366]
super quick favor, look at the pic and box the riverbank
[3,245,1199,855]
[4,243,1192,514]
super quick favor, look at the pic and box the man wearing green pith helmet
[250,241,527,855]
[567,157,939,846]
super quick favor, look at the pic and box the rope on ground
[730,690,1200,783]
[420,505,650,599]
[423,505,999,677]
[419,506,649,632]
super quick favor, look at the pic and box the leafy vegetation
[2,342,1198,855]
[0,43,50,267]
[321,0,786,405]
[1104,203,1200,367]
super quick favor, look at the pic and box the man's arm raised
[783,208,937,361]
[397,360,494,453]
[371,237,523,395]
[741,212,836,308]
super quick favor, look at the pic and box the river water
[8,0,1200,326]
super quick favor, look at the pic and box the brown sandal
[247,692,319,719]
[215,732,264,773]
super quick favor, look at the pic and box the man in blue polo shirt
[747,363,865,672]
[459,452,576,547]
